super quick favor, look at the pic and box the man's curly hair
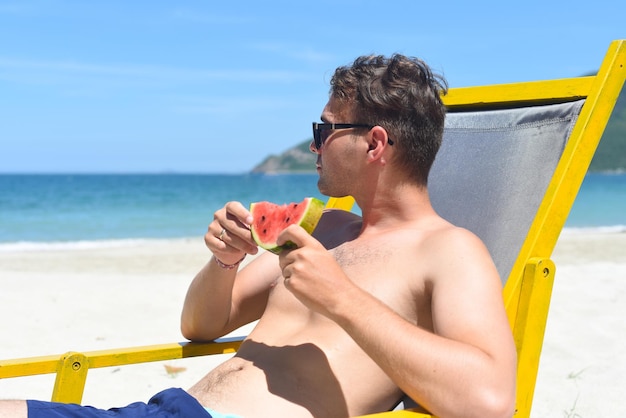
[330,54,448,185]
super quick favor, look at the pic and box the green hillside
[251,141,315,173]
[252,85,626,173]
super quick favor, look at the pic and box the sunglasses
[311,122,394,150]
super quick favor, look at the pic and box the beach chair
[1,39,624,417]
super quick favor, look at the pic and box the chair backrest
[431,99,584,283]
[390,90,586,417]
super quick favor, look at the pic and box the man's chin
[317,179,332,196]
[318,185,349,200]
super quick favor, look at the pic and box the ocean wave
[1,226,625,253]
[562,225,626,234]
[0,237,197,253]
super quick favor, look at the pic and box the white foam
[0,237,196,253]
[562,225,626,235]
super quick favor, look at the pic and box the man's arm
[278,225,516,418]
[180,202,280,341]
[180,251,277,341]
[336,229,516,418]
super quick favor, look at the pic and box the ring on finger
[219,228,226,241]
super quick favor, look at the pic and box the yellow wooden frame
[1,40,625,418]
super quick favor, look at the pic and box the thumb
[277,224,314,249]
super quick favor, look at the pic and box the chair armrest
[0,337,245,404]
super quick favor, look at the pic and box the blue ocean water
[0,173,624,249]
[567,173,626,228]
[0,174,325,247]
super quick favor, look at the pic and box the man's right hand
[206,201,259,265]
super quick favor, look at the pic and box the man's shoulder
[419,222,489,258]
[417,222,499,285]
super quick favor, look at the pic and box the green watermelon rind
[250,197,325,254]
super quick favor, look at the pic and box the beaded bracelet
[214,254,246,270]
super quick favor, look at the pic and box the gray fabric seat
[430,99,584,283]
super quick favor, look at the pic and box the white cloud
[0,2,35,14]
[250,41,335,64]
[0,56,316,85]
[172,96,300,115]
[171,9,256,25]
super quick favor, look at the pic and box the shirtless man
[1,54,516,418]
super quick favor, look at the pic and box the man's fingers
[224,201,253,226]
[207,202,257,255]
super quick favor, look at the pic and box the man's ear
[366,126,391,161]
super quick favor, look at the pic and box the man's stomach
[187,339,351,418]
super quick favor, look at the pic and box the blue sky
[1,1,624,173]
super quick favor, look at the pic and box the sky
[0,0,624,174]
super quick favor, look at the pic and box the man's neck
[356,183,436,236]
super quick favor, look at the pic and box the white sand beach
[1,231,625,416]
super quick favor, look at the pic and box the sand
[1,231,625,416]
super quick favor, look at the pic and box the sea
[0,173,625,251]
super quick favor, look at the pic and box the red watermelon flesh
[250,197,324,254]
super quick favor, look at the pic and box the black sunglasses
[311,122,394,150]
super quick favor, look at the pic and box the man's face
[314,98,363,198]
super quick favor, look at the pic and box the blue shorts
[27,388,212,417]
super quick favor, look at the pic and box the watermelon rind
[250,197,324,254]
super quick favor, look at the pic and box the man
[0,54,516,418]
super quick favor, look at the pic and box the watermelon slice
[250,197,325,254]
